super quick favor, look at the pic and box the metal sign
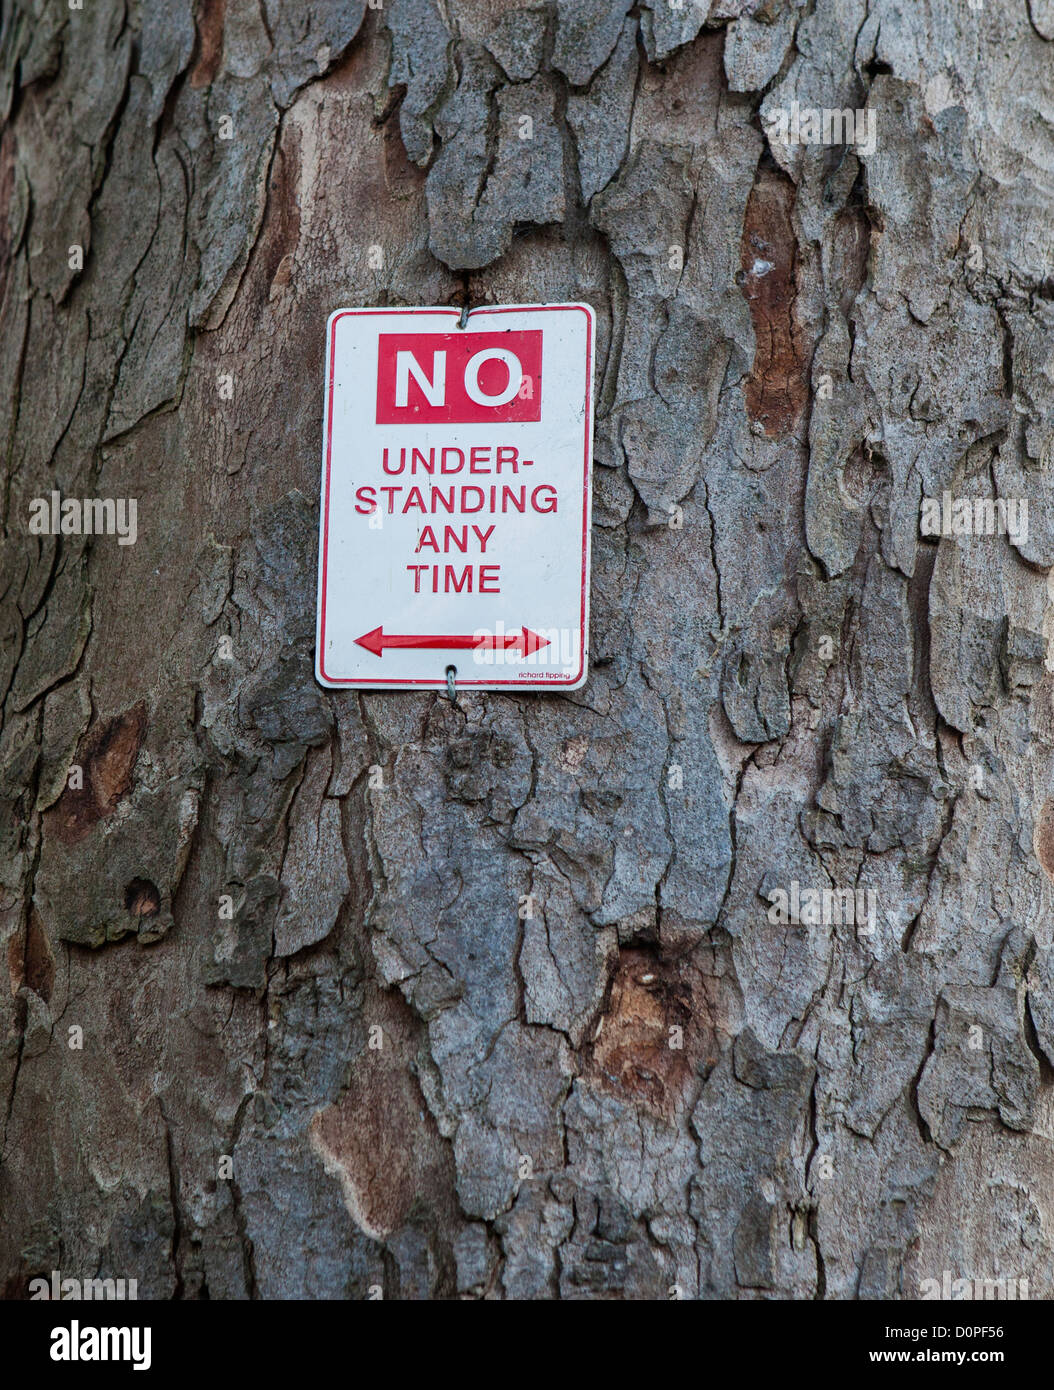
[316,303,594,690]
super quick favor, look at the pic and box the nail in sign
[315,304,594,690]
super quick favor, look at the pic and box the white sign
[315,303,594,690]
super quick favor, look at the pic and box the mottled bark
[2,0,1054,1301]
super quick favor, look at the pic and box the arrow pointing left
[355,626,550,658]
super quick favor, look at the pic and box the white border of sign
[315,303,594,691]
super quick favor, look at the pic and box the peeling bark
[2,0,1054,1302]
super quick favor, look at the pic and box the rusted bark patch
[585,946,724,1118]
[6,911,54,1003]
[44,702,147,845]
[739,161,808,437]
[1035,797,1054,879]
[190,0,227,89]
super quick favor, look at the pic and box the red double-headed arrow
[356,625,550,658]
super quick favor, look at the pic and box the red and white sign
[316,304,594,690]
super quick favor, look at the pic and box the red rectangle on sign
[376,330,542,424]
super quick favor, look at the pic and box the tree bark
[2,0,1054,1300]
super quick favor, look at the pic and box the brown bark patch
[308,996,456,1244]
[44,702,147,845]
[7,911,54,1002]
[190,0,227,89]
[124,878,161,917]
[1035,798,1054,879]
[585,947,723,1119]
[310,1077,420,1241]
[739,162,808,437]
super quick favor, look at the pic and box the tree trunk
[3,0,1054,1301]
